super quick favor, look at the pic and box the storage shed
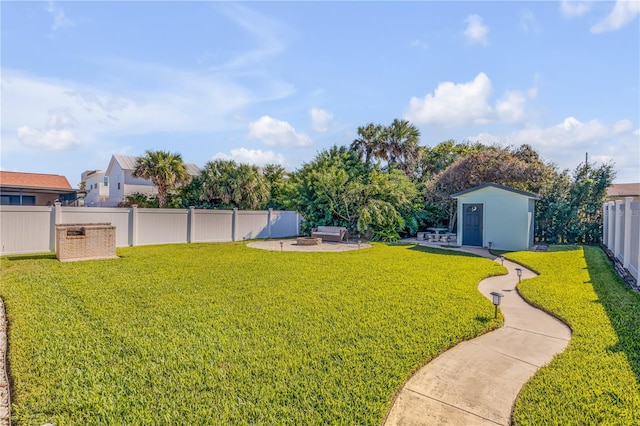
[451,183,540,251]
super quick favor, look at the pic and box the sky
[1,1,639,187]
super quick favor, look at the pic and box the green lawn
[1,243,504,425]
[508,246,640,425]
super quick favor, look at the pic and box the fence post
[267,208,273,238]
[188,206,195,243]
[607,201,615,249]
[602,203,608,248]
[614,200,623,259]
[130,205,138,247]
[232,208,238,241]
[623,197,633,269]
[50,201,62,252]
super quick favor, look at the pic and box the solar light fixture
[515,267,522,282]
[500,255,505,265]
[358,239,361,250]
[280,241,284,251]
[490,291,504,318]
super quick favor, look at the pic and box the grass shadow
[407,244,483,259]
[4,253,57,261]
[585,247,640,385]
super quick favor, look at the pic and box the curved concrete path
[384,246,571,426]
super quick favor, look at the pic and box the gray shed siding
[454,185,537,251]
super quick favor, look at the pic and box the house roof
[110,154,201,176]
[607,183,640,198]
[450,182,541,200]
[0,171,73,190]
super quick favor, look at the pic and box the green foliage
[535,161,615,244]
[1,244,505,425]
[508,246,640,425]
[200,160,270,210]
[118,192,159,208]
[285,146,420,240]
[133,150,190,208]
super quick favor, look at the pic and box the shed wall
[456,186,534,251]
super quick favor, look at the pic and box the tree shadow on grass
[407,244,483,259]
[586,247,640,385]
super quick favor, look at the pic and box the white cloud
[248,116,312,147]
[309,107,334,133]
[405,73,493,127]
[0,67,256,152]
[17,127,80,150]
[464,15,489,46]
[495,91,528,123]
[46,1,73,31]
[405,73,539,127]
[470,117,640,183]
[520,10,542,34]
[410,39,428,49]
[213,148,286,166]
[591,0,640,33]
[560,1,592,17]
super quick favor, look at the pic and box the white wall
[456,186,535,251]
[603,199,639,279]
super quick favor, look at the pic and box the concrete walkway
[384,245,571,426]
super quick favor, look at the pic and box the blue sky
[2,1,639,186]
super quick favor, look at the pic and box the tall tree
[350,123,385,165]
[200,160,270,209]
[262,164,289,210]
[382,119,421,176]
[284,146,420,241]
[133,150,189,208]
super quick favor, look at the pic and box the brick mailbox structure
[55,223,118,262]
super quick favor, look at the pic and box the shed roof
[450,183,540,200]
[0,171,73,190]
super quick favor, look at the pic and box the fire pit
[296,237,322,246]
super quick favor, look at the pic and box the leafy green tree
[285,146,419,241]
[567,161,615,243]
[133,150,190,208]
[200,160,270,209]
[426,145,552,229]
[262,164,289,210]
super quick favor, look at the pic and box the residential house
[102,155,200,207]
[81,169,110,207]
[0,171,84,206]
[607,183,640,202]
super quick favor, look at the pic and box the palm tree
[201,160,270,209]
[383,119,421,176]
[350,123,385,165]
[133,150,189,208]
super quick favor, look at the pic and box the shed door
[462,204,483,246]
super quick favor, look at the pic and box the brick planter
[56,223,118,262]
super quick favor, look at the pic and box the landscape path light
[500,255,505,265]
[358,239,361,250]
[515,267,522,282]
[490,291,504,319]
[280,241,284,251]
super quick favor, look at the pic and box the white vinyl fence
[0,203,301,255]
[603,198,639,280]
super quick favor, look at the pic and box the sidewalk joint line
[405,388,506,426]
